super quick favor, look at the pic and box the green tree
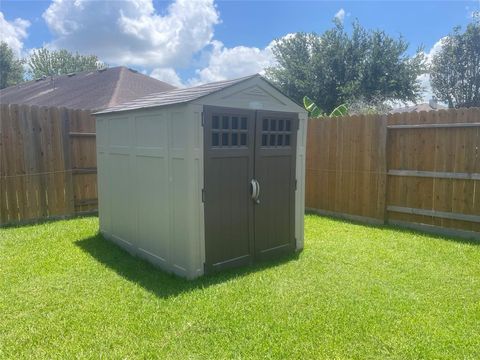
[430,22,480,108]
[27,48,106,78]
[266,21,426,113]
[0,42,24,89]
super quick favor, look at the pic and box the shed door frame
[203,105,298,272]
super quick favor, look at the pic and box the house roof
[389,102,446,114]
[0,66,176,111]
[95,74,275,115]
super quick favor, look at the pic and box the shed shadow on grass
[75,232,300,299]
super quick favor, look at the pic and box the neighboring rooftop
[0,66,176,111]
[95,74,261,114]
[390,99,447,114]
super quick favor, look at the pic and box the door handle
[250,179,260,204]
[250,179,258,201]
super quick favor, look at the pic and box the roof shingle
[0,66,176,111]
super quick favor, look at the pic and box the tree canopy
[266,21,426,114]
[27,48,106,79]
[0,42,24,89]
[430,22,480,108]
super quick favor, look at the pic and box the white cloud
[188,39,276,86]
[425,37,446,63]
[418,37,447,102]
[42,0,219,68]
[150,67,184,88]
[0,12,30,57]
[418,73,434,102]
[334,8,346,23]
[466,2,480,20]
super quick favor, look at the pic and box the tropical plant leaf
[303,96,323,118]
[329,104,348,117]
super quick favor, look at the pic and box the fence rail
[0,104,97,225]
[306,107,480,239]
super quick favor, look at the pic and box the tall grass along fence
[0,104,97,226]
[306,107,480,239]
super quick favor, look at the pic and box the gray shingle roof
[389,102,446,114]
[0,66,176,111]
[95,74,260,115]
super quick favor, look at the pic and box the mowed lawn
[1,215,479,359]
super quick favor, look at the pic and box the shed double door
[204,106,298,272]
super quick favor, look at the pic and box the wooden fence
[0,104,97,226]
[306,107,480,239]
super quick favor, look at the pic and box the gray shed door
[204,106,298,272]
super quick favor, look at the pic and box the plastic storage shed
[94,74,308,279]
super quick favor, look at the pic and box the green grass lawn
[1,215,479,359]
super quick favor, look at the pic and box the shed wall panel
[96,104,201,278]
[190,105,206,277]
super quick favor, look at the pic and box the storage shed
[94,74,308,279]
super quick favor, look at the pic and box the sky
[1,0,479,100]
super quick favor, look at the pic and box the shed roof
[95,74,289,115]
[0,66,176,111]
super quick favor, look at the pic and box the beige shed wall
[96,104,202,279]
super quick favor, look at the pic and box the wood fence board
[31,105,48,218]
[305,118,319,209]
[1,105,11,223]
[345,116,355,215]
[4,105,19,221]
[0,105,8,224]
[359,115,371,217]
[334,117,344,214]
[355,115,365,215]
[61,107,75,215]
[50,107,60,215]
[385,113,399,217]
[304,119,314,208]
[19,104,36,220]
[451,109,469,231]
[405,112,421,223]
[346,116,356,215]
[326,118,338,211]
[473,180,480,232]
[313,119,323,210]
[319,118,330,210]
[376,116,388,220]
[42,106,57,217]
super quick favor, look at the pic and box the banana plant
[303,96,348,118]
[303,96,323,118]
[329,103,348,117]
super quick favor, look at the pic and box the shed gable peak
[219,84,287,106]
